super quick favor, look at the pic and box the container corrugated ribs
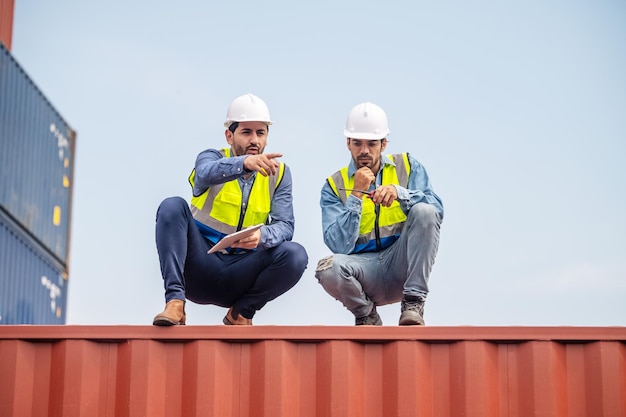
[0,326,624,417]
[0,211,67,324]
[0,41,76,268]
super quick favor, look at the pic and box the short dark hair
[228,122,270,133]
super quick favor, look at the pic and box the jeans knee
[160,196,187,212]
[409,203,440,228]
[315,255,354,290]
[157,197,188,222]
[314,255,335,285]
[281,242,309,273]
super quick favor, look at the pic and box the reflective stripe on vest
[327,153,410,253]
[188,148,285,240]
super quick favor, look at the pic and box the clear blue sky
[12,1,626,326]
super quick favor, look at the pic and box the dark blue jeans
[155,197,308,319]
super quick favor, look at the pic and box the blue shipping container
[0,41,75,267]
[0,209,67,324]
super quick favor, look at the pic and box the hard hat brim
[225,120,273,128]
[343,129,388,140]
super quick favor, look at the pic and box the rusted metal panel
[0,41,76,267]
[0,326,624,417]
[0,0,13,50]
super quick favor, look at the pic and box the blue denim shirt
[192,148,295,250]
[320,153,444,254]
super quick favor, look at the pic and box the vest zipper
[374,204,381,251]
[374,171,382,251]
[228,178,251,254]
[236,191,246,231]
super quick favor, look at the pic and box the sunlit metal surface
[1,326,624,416]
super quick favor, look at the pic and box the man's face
[225,121,269,156]
[347,138,387,172]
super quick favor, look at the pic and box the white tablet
[207,224,263,254]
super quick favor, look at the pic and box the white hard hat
[343,102,390,140]
[224,93,273,128]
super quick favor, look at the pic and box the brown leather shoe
[223,307,252,325]
[153,299,186,326]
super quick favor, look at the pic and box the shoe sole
[399,311,424,326]
[153,318,184,326]
[398,319,424,326]
[223,316,253,325]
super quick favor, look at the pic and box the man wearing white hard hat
[315,102,443,325]
[153,94,308,326]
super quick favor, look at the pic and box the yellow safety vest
[327,153,410,253]
[188,148,285,243]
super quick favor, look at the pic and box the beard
[355,155,376,169]
[233,144,263,156]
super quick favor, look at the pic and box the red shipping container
[1,325,625,417]
[0,0,13,50]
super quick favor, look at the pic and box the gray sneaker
[355,306,383,326]
[399,296,425,325]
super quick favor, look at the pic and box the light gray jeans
[315,203,441,318]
